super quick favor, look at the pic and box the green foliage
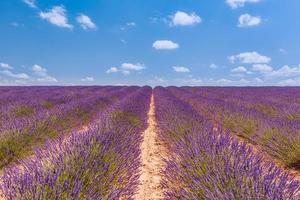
[255,104,278,117]
[32,139,121,199]
[286,112,300,121]
[41,101,54,109]
[14,106,35,117]
[223,113,257,144]
[111,111,141,127]
[74,108,90,124]
[223,113,239,131]
[260,128,300,169]
[0,105,95,170]
[0,125,58,169]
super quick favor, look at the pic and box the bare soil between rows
[134,94,168,200]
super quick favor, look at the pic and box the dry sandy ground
[134,94,167,200]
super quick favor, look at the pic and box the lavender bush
[167,87,300,170]
[154,87,300,199]
[0,86,137,169]
[0,86,151,199]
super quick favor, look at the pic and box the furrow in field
[135,93,167,200]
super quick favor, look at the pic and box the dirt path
[134,94,167,200]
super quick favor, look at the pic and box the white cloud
[23,0,36,8]
[237,78,250,84]
[170,11,202,26]
[209,63,218,69]
[153,76,165,83]
[106,63,145,75]
[252,64,273,73]
[121,39,127,44]
[106,67,119,74]
[229,51,271,64]
[231,66,247,73]
[278,77,300,86]
[173,66,190,73]
[201,76,266,86]
[126,22,136,26]
[32,64,57,82]
[279,48,287,54]
[238,14,261,27]
[76,14,97,30]
[267,65,300,78]
[179,78,203,85]
[226,0,260,9]
[254,77,263,83]
[40,6,73,29]
[120,22,137,31]
[121,63,145,71]
[0,63,13,70]
[153,40,179,50]
[213,78,262,86]
[32,65,47,73]
[1,70,30,80]
[121,70,131,75]
[148,76,166,85]
[81,77,94,82]
[217,78,233,84]
[250,64,300,80]
[10,22,21,27]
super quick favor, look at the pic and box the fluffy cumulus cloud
[231,66,247,73]
[249,64,300,84]
[217,78,233,84]
[278,77,300,86]
[238,14,261,27]
[23,0,36,8]
[229,52,271,64]
[81,77,94,82]
[173,66,190,73]
[121,63,145,71]
[76,14,97,30]
[1,70,30,80]
[179,77,203,86]
[266,65,300,78]
[148,76,166,85]
[153,40,179,50]
[126,22,136,26]
[279,48,288,54]
[0,63,13,70]
[252,64,273,73]
[32,64,57,82]
[106,63,145,75]
[170,11,202,26]
[120,22,137,31]
[106,67,119,74]
[212,78,265,86]
[226,0,261,9]
[40,6,73,29]
[209,63,218,69]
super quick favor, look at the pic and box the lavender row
[0,86,123,132]
[154,87,300,199]
[0,86,152,199]
[168,87,300,170]
[0,86,136,169]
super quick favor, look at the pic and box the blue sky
[1,0,300,86]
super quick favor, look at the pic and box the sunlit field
[1,0,300,199]
[0,86,299,199]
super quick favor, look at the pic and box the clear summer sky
[0,0,300,86]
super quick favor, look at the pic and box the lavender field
[0,86,299,200]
